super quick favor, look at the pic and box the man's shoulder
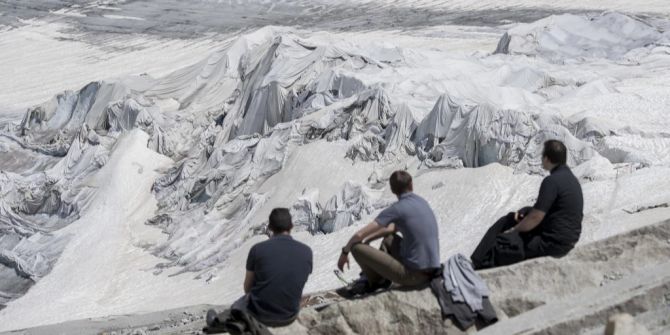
[252,238,273,248]
[413,193,430,204]
[290,238,313,257]
[254,236,311,254]
[543,171,562,184]
[398,192,428,204]
[250,237,278,254]
[404,193,433,210]
[548,167,579,185]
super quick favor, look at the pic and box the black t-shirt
[532,164,584,255]
[245,235,312,323]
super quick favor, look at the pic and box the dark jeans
[471,213,547,270]
[217,295,296,328]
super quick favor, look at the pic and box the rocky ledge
[272,219,670,335]
[6,219,670,335]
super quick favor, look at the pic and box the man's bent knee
[350,242,377,262]
[350,242,368,255]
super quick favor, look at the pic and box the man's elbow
[530,210,545,223]
[356,221,381,238]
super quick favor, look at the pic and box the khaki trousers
[351,234,431,287]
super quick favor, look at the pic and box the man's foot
[203,326,228,334]
[204,309,231,334]
[206,309,219,327]
[370,279,393,293]
[336,278,391,298]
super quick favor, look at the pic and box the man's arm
[337,221,386,271]
[512,209,545,232]
[343,221,386,253]
[243,271,254,294]
[244,246,255,294]
[363,223,396,244]
[508,178,555,233]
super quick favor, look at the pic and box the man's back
[246,235,312,323]
[376,192,441,270]
[533,164,584,254]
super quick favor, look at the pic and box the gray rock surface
[272,219,670,335]
[603,314,651,335]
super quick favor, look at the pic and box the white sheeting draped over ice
[495,12,669,61]
[290,181,391,235]
[1,10,670,330]
[414,95,540,169]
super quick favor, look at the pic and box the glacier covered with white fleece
[1,7,670,331]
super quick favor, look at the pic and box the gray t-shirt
[375,192,441,270]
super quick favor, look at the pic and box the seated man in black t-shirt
[205,208,313,332]
[471,140,584,270]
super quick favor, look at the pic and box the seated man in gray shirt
[337,171,441,296]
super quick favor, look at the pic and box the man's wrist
[341,247,350,255]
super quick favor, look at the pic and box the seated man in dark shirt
[206,208,313,332]
[337,170,441,296]
[471,140,584,270]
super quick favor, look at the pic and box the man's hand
[337,252,350,271]
[337,221,384,271]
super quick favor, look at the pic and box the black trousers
[470,213,546,270]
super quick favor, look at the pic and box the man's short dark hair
[268,208,293,233]
[389,170,413,195]
[542,140,567,165]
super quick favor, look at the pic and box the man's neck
[272,232,291,237]
[548,163,561,173]
[396,191,413,199]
